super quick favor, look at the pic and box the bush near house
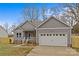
[0,37,13,44]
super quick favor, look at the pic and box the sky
[0,3,65,26]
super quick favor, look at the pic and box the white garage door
[39,33,67,46]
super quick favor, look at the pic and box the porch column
[23,32,26,43]
[36,29,38,45]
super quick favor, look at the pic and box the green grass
[0,44,33,56]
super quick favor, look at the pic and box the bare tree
[66,3,79,22]
[23,7,39,21]
[7,24,17,36]
[53,3,78,27]
[3,23,9,33]
[76,3,79,22]
[66,3,79,33]
[41,7,48,20]
[23,6,51,21]
[23,3,78,25]
[62,8,76,26]
[68,4,78,21]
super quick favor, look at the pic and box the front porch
[23,31,36,44]
[23,31,36,39]
[14,31,36,45]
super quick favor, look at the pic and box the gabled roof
[37,16,70,28]
[14,16,70,31]
[14,20,42,31]
[30,20,42,27]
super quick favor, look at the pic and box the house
[13,16,71,46]
[0,25,8,38]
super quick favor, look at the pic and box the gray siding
[37,17,71,46]
[39,18,69,28]
[14,21,36,41]
[14,28,24,40]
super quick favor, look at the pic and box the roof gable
[14,20,42,31]
[14,21,36,31]
[38,16,70,28]
[21,21,36,31]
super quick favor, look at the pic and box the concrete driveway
[27,46,79,56]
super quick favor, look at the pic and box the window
[50,34,52,36]
[17,33,18,37]
[29,33,31,39]
[60,34,62,36]
[56,34,58,36]
[41,34,43,36]
[19,33,21,37]
[63,34,65,36]
[44,34,46,36]
[47,34,49,36]
[17,33,22,38]
[53,34,55,36]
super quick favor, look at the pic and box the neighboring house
[0,25,8,38]
[13,16,71,46]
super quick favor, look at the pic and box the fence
[72,35,79,48]
[0,37,10,44]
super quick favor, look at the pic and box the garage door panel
[39,33,68,46]
[51,34,67,46]
[39,35,50,45]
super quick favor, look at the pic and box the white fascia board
[37,27,71,30]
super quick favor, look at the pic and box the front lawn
[0,44,34,56]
